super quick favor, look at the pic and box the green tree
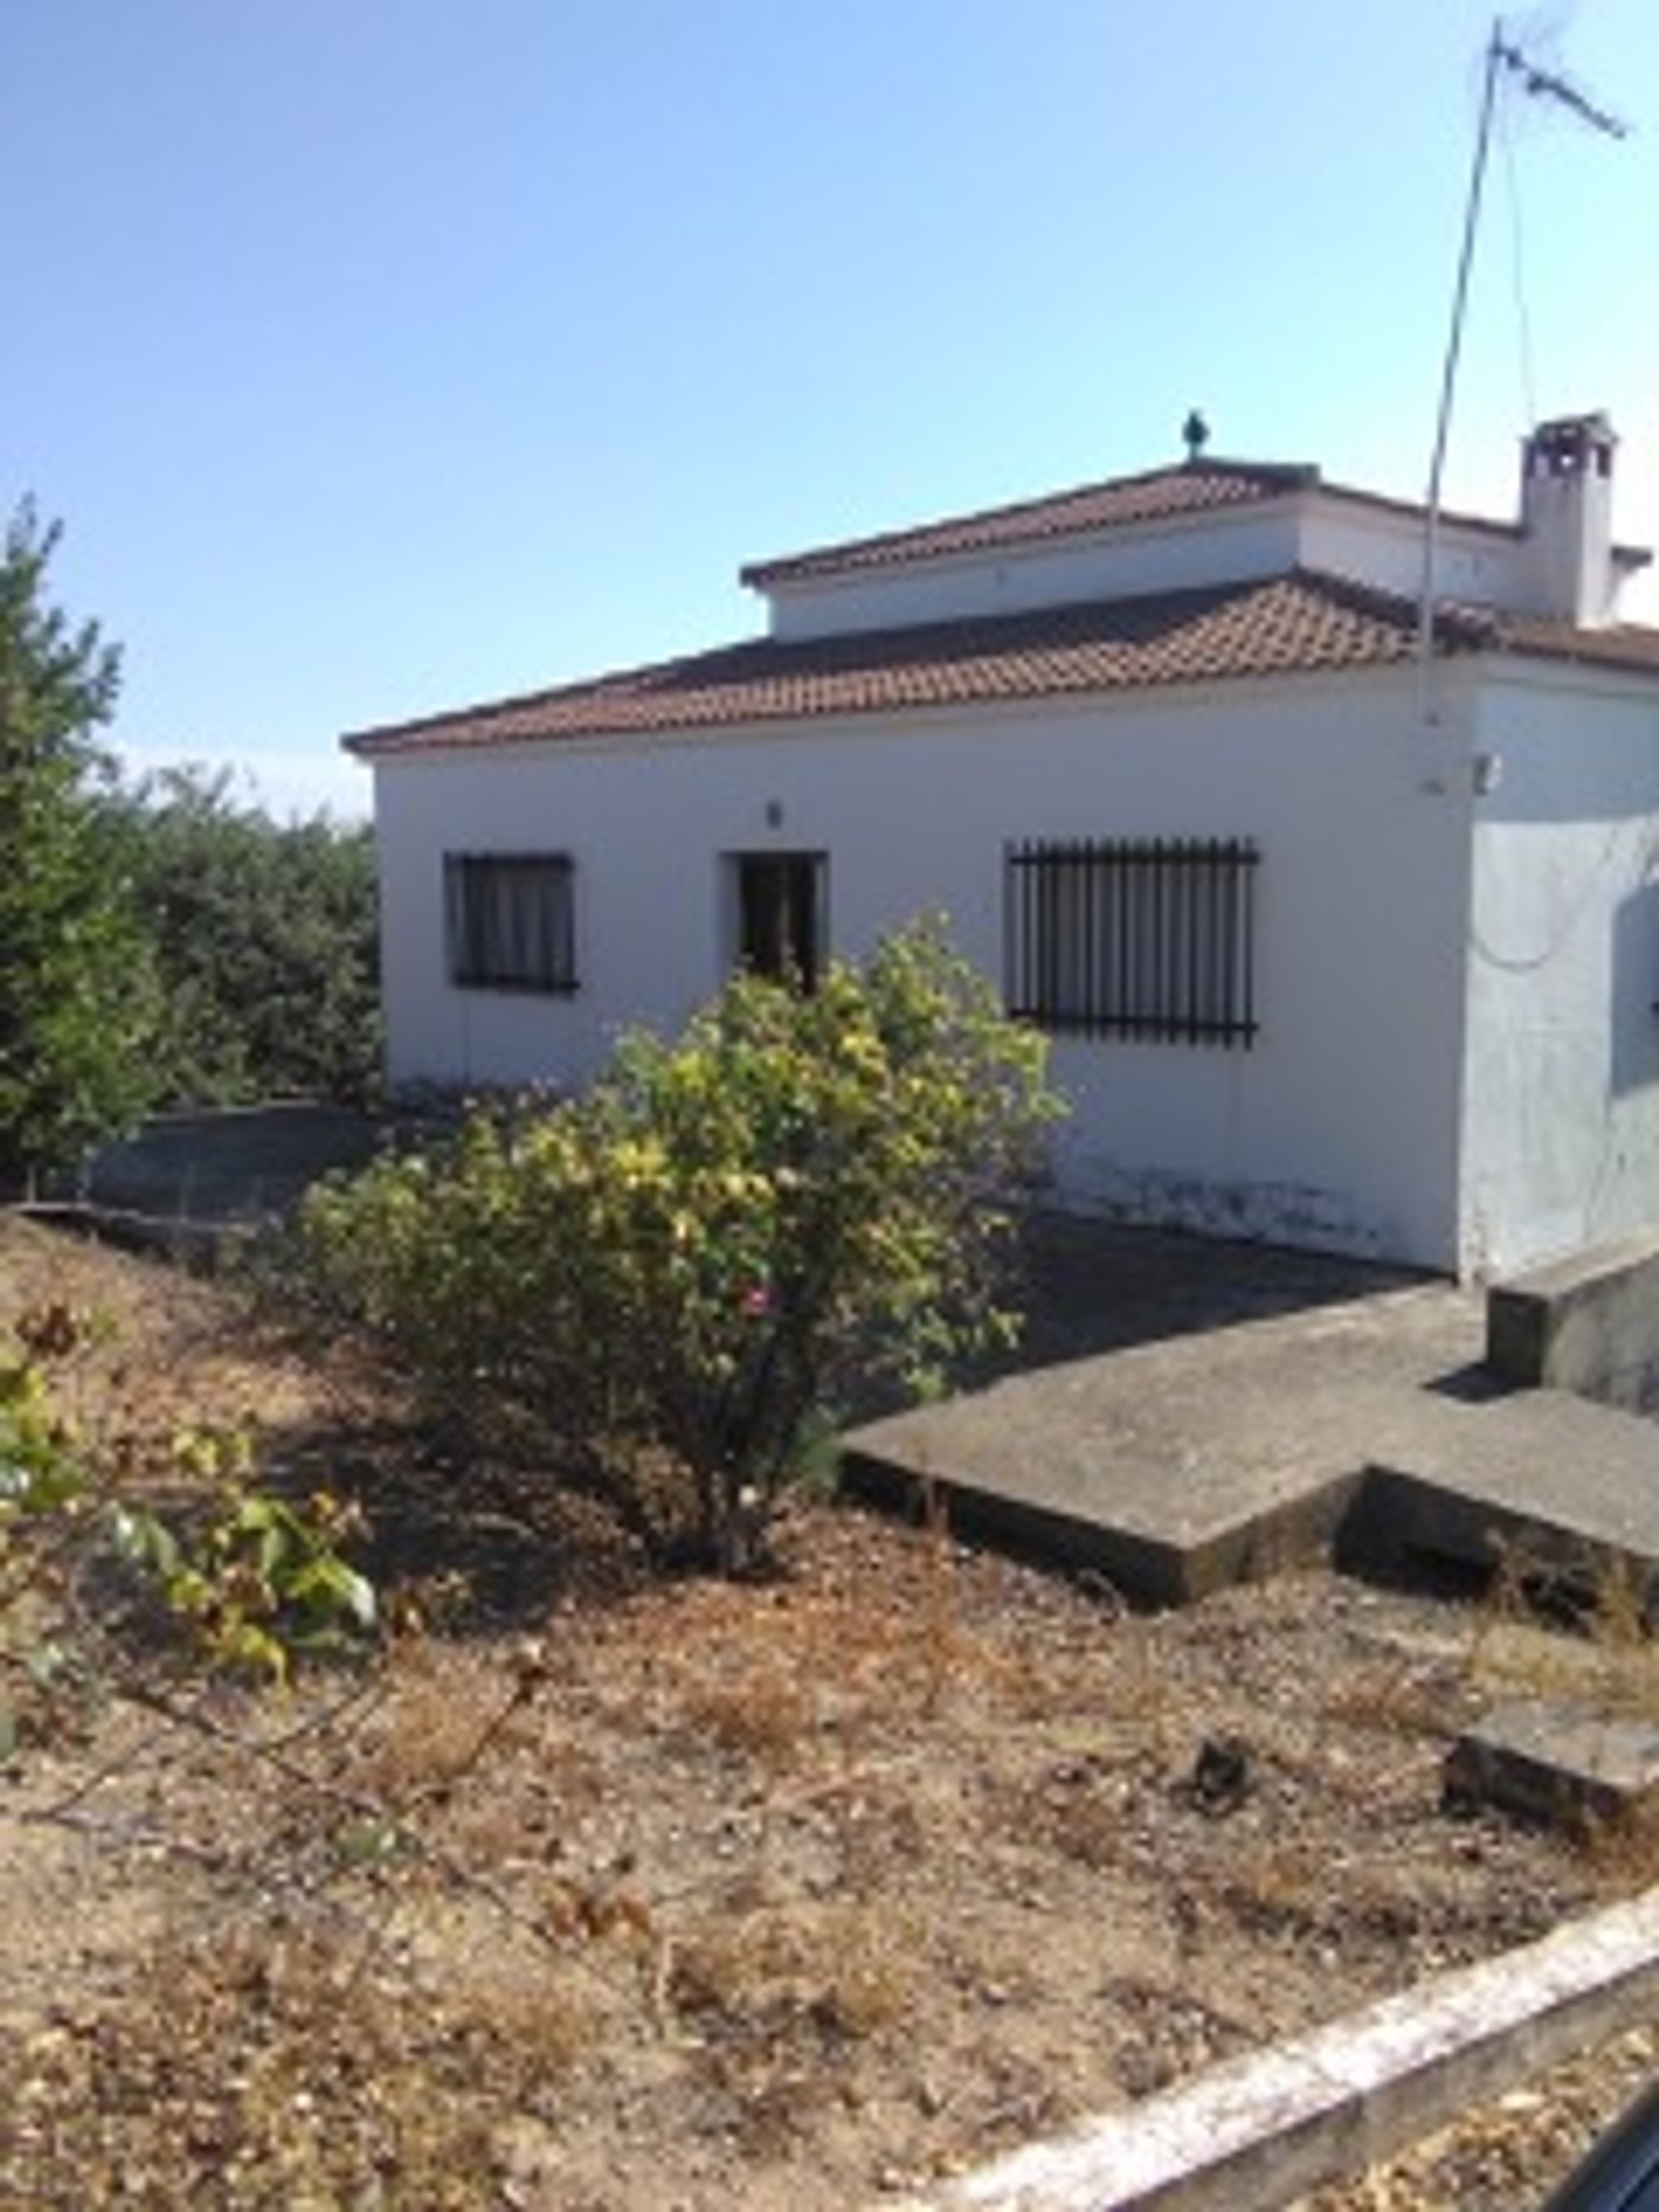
[99,763,381,1107]
[0,503,157,1185]
[300,918,1063,1569]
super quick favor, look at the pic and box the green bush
[96,764,381,1108]
[300,918,1062,1569]
[0,1302,375,1755]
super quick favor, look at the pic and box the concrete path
[843,1228,1659,1605]
[37,1103,389,1262]
[75,1103,384,1227]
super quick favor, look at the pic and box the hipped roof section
[343,567,1659,761]
[738,459,1328,588]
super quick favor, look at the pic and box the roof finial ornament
[1182,409,1210,464]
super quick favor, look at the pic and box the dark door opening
[734,852,826,990]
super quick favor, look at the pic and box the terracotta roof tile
[738,461,1319,588]
[346,569,1513,760]
[1485,616,1659,677]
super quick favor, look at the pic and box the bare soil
[0,1218,1653,2209]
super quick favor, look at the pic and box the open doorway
[729,852,827,990]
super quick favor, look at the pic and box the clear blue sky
[5,1,1656,819]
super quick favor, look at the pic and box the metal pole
[1417,19,1506,709]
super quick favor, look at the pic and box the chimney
[1519,411,1618,626]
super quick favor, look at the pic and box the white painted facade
[1459,661,1659,1274]
[374,668,1478,1266]
[360,417,1659,1279]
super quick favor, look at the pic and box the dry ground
[0,1217,1654,2209]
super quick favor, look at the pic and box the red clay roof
[738,461,1320,588]
[349,568,1654,760]
[1491,614,1659,673]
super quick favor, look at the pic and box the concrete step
[1343,1389,1659,1607]
[1445,1698,1659,1833]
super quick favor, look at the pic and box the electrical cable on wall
[1468,818,1654,975]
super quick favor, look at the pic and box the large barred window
[444,853,577,994]
[1006,837,1259,1047]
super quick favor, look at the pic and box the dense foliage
[0,504,159,1183]
[301,919,1062,1568]
[99,764,381,1107]
[0,502,381,1184]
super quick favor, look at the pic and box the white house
[346,413,1659,1280]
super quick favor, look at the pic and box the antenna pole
[1416,22,1626,711]
[1417,17,1505,702]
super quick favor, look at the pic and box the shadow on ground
[73,1103,386,1230]
[256,1402,658,1635]
[70,1109,1426,1373]
[982,1210,1430,1376]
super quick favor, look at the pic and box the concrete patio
[843,1217,1659,1606]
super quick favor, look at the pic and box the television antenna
[1416,17,1629,686]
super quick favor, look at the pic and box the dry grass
[1465,1540,1659,1719]
[1303,2024,1659,2211]
[3,1217,1656,2209]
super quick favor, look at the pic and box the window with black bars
[1006,837,1259,1046]
[444,853,577,994]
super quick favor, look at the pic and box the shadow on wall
[1611,877,1659,1096]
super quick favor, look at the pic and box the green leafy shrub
[0,1306,375,1751]
[111,1456,374,1687]
[300,918,1062,1568]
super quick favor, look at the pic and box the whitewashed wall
[1459,664,1659,1275]
[1298,503,1517,612]
[372,663,1476,1268]
[760,508,1302,639]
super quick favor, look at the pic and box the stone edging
[886,1887,1659,2211]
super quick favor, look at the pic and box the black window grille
[1006,837,1259,1046]
[444,852,577,994]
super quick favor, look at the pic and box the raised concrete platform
[1344,1388,1659,1604]
[1488,1230,1659,1414]
[842,1247,1659,1608]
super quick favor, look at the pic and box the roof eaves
[340,659,703,759]
[1484,616,1659,679]
[346,567,1471,761]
